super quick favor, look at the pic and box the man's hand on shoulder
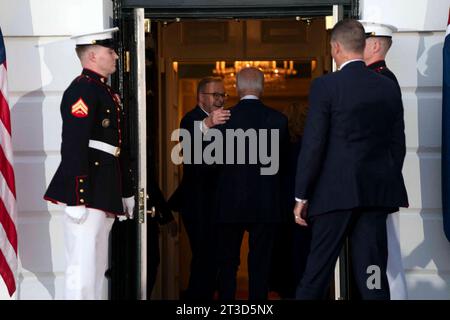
[204,107,231,129]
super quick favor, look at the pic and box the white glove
[65,206,88,224]
[119,196,135,222]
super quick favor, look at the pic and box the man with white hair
[361,20,409,300]
[214,67,289,300]
[44,27,134,299]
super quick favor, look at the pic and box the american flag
[0,26,18,296]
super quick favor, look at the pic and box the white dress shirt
[240,95,259,100]
[199,106,210,133]
[339,59,365,70]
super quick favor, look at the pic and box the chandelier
[213,60,298,90]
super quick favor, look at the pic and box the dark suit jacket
[170,106,218,222]
[215,99,289,223]
[295,61,409,217]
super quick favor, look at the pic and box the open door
[110,5,148,300]
[133,7,148,301]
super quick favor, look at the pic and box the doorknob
[147,206,156,218]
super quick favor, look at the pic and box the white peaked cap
[359,21,397,38]
[71,27,119,46]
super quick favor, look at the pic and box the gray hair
[236,67,264,96]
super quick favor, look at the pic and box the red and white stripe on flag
[0,27,18,297]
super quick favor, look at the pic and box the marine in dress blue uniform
[44,28,135,300]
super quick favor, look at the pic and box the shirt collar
[82,68,108,83]
[339,59,365,70]
[240,95,259,100]
[198,105,209,116]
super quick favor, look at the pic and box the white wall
[361,0,450,299]
[360,0,449,31]
[0,0,114,300]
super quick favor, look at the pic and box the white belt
[88,140,121,157]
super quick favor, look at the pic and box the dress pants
[216,223,276,300]
[386,212,408,299]
[182,214,218,300]
[64,207,115,300]
[296,208,390,300]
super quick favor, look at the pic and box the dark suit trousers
[216,223,276,300]
[296,208,390,300]
[182,214,218,300]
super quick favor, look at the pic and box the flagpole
[442,8,450,242]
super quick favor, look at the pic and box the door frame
[119,0,358,18]
[113,0,358,300]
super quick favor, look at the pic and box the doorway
[156,17,331,299]
[112,0,358,300]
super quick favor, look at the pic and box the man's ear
[331,41,340,55]
[372,38,381,54]
[87,48,97,63]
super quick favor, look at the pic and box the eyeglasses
[200,92,229,99]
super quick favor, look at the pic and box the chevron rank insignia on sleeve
[71,98,89,118]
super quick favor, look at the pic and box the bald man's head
[236,67,264,98]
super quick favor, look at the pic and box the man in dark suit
[293,19,408,300]
[173,77,230,300]
[362,20,408,300]
[215,67,289,300]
